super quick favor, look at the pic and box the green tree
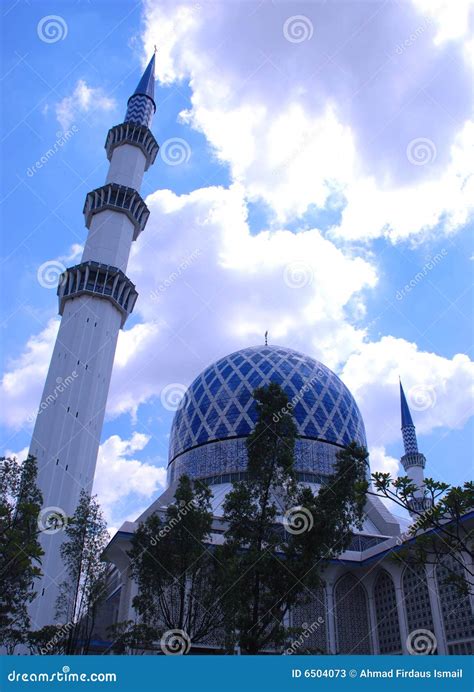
[371,474,474,595]
[56,490,109,654]
[0,455,43,652]
[27,624,71,655]
[128,474,222,652]
[106,620,158,655]
[218,383,368,654]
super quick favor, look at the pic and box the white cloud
[106,183,376,417]
[341,336,474,457]
[369,446,400,476]
[141,0,474,240]
[3,185,473,473]
[93,433,167,528]
[411,0,474,45]
[0,319,59,430]
[55,79,116,131]
[3,446,29,463]
[58,243,83,265]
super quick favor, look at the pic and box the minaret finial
[154,44,158,54]
[265,330,268,346]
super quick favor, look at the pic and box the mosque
[29,54,473,655]
[100,345,474,655]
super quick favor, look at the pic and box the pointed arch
[334,573,371,653]
[373,569,402,653]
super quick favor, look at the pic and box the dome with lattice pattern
[168,346,366,477]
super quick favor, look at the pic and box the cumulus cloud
[341,336,474,453]
[2,183,473,471]
[93,433,167,530]
[106,183,376,418]
[141,0,474,239]
[0,319,59,430]
[369,446,401,477]
[55,79,116,131]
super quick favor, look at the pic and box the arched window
[291,587,327,654]
[402,564,434,636]
[374,570,402,653]
[436,555,474,655]
[335,574,371,653]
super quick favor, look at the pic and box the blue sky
[1,0,473,531]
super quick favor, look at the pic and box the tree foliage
[371,473,474,595]
[56,490,109,654]
[27,624,71,655]
[0,455,43,652]
[217,383,368,654]
[106,620,158,655]
[128,474,223,651]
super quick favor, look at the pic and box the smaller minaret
[399,379,430,515]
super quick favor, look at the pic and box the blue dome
[169,345,366,465]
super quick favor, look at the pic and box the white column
[367,593,379,654]
[392,569,409,654]
[324,581,337,654]
[425,563,447,654]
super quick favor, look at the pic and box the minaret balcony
[105,122,159,170]
[83,183,149,240]
[408,496,433,513]
[57,261,138,327]
[401,452,426,470]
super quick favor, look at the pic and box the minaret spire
[398,379,430,516]
[29,54,160,628]
[400,378,417,454]
[125,53,156,128]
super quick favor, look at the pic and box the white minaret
[29,54,159,628]
[399,379,431,516]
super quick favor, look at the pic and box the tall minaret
[399,379,430,516]
[29,55,159,628]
